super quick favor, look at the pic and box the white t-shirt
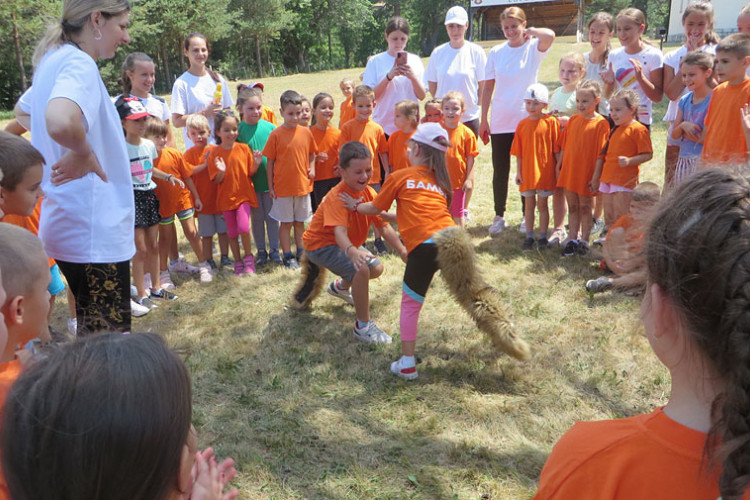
[362,51,425,135]
[662,43,716,121]
[171,71,234,149]
[425,41,487,121]
[128,139,158,191]
[585,51,610,116]
[29,43,135,264]
[114,93,170,121]
[484,37,549,134]
[609,44,664,125]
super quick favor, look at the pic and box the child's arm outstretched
[339,192,382,216]
[379,224,408,262]
[618,151,652,167]
[184,177,203,212]
[153,168,186,189]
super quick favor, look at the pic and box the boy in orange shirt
[145,118,212,285]
[511,84,561,250]
[295,141,406,343]
[340,85,389,254]
[388,100,418,172]
[183,115,231,271]
[703,33,750,163]
[263,90,317,269]
[339,78,356,127]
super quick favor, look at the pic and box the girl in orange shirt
[310,92,342,210]
[590,88,652,230]
[388,100,419,173]
[341,123,455,380]
[556,80,610,256]
[536,169,750,500]
[208,110,258,276]
[442,91,479,228]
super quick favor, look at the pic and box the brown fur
[290,253,327,310]
[433,226,531,360]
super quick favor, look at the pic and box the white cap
[523,83,549,104]
[445,6,469,26]
[411,122,450,152]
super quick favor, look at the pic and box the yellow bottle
[213,83,222,104]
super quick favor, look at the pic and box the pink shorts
[450,189,466,218]
[223,203,251,238]
[598,182,632,194]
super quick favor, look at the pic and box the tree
[231,0,294,78]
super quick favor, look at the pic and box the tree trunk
[161,40,171,89]
[327,29,332,66]
[255,35,264,78]
[11,12,27,90]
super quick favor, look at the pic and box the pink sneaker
[168,258,200,274]
[233,261,244,276]
[242,255,256,274]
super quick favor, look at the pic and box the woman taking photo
[27,0,134,335]
[479,7,555,237]
[362,16,426,136]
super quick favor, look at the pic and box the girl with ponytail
[535,168,750,500]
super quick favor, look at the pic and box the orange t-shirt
[0,201,54,267]
[510,115,561,192]
[185,144,218,214]
[339,97,356,127]
[0,360,23,500]
[153,147,194,218]
[444,123,479,190]
[262,125,317,198]
[207,143,258,211]
[340,118,388,185]
[387,130,414,172]
[303,181,386,252]
[311,125,341,181]
[533,407,750,500]
[557,114,610,196]
[703,79,750,163]
[261,105,278,126]
[371,166,455,253]
[599,120,652,189]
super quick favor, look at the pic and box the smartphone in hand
[396,51,407,65]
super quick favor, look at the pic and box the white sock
[401,355,415,366]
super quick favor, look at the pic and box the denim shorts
[305,244,379,283]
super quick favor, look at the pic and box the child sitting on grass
[585,181,660,295]
[294,141,406,344]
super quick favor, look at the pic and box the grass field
[3,36,680,499]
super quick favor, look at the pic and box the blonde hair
[577,79,603,100]
[616,8,649,44]
[34,0,130,66]
[0,223,46,298]
[340,77,355,88]
[144,117,168,139]
[442,91,466,110]
[186,114,210,132]
[741,2,750,16]
[610,88,640,112]
[501,6,526,23]
[394,100,419,126]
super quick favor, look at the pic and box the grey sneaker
[328,281,354,305]
[586,276,613,294]
[150,288,178,301]
[489,216,507,237]
[135,297,158,311]
[353,321,392,344]
[220,255,234,268]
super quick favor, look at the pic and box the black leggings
[403,243,440,300]
[57,260,131,336]
[490,133,515,217]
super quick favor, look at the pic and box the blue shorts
[48,264,65,296]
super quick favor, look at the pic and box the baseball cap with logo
[115,96,151,120]
[523,83,549,104]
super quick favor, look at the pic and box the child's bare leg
[564,190,580,240]
[279,222,293,254]
[133,227,148,298]
[201,236,214,263]
[180,218,205,262]
[538,195,550,236]
[67,288,76,318]
[351,265,372,323]
[228,237,242,262]
[168,223,179,261]
[602,227,629,274]
[158,223,172,272]
[293,221,305,252]
[240,233,253,258]
[145,225,160,290]
[612,191,633,223]
[524,195,536,236]
[217,232,229,257]
[602,194,616,228]
[402,340,416,357]
[664,144,679,190]
[552,187,567,230]
[593,193,603,220]
[579,195,594,241]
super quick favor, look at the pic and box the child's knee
[369,262,384,279]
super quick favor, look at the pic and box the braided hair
[646,168,750,500]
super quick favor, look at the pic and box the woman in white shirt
[479,7,555,237]
[425,6,486,137]
[170,32,233,149]
[28,0,135,335]
[362,17,426,136]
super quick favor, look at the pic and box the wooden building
[470,0,586,41]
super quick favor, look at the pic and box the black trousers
[490,132,515,217]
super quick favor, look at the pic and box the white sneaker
[67,317,77,336]
[488,216,506,237]
[131,298,151,317]
[159,270,176,290]
[168,258,200,274]
[390,356,418,380]
[328,281,354,305]
[519,219,527,234]
[353,321,392,344]
[548,227,568,246]
[199,263,213,283]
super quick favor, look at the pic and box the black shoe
[256,250,269,266]
[522,237,535,250]
[577,241,590,256]
[537,237,549,250]
[206,258,218,271]
[562,240,578,257]
[374,238,388,255]
[270,250,283,264]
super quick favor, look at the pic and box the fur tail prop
[290,253,327,310]
[433,226,531,361]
